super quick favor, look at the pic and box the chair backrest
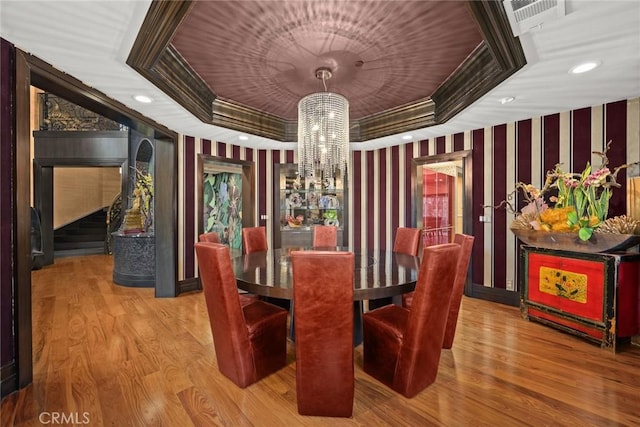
[199,231,221,243]
[194,242,254,384]
[242,226,268,254]
[291,250,355,417]
[312,225,338,248]
[393,227,421,256]
[394,242,460,397]
[442,233,475,349]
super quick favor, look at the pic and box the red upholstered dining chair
[199,231,221,243]
[241,226,293,312]
[393,227,421,256]
[363,243,460,398]
[242,226,268,254]
[291,250,355,417]
[402,233,474,349]
[194,242,287,388]
[365,226,421,311]
[312,225,338,248]
[198,233,258,306]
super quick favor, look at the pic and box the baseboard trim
[1,361,18,398]
[178,278,201,295]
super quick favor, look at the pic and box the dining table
[230,247,421,345]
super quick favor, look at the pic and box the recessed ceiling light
[238,135,249,141]
[133,95,153,103]
[500,96,515,104]
[402,134,413,140]
[569,61,600,74]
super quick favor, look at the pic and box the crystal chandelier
[297,67,349,179]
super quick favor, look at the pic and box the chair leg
[353,301,363,346]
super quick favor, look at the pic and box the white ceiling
[1,0,639,150]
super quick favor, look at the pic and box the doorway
[413,151,471,292]
[11,48,178,390]
[412,150,519,306]
[33,127,129,264]
[413,151,470,245]
[417,161,462,246]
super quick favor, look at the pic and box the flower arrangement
[502,141,639,241]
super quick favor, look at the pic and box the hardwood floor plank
[177,386,225,426]
[184,359,256,426]
[92,369,134,426]
[2,255,640,426]
[140,371,196,426]
[31,296,55,375]
[95,280,127,317]
[115,357,165,426]
[63,345,104,425]
[40,361,66,420]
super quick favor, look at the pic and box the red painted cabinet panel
[520,246,640,351]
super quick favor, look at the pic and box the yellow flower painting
[539,266,587,303]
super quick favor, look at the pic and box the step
[54,240,105,250]
[54,235,106,243]
[55,247,106,258]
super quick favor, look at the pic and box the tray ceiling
[171,1,483,121]
[127,0,524,142]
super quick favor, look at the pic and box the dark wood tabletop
[231,247,420,301]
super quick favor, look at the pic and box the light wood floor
[2,254,640,426]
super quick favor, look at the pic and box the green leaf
[600,189,611,220]
[567,210,578,225]
[574,188,587,216]
[578,227,593,241]
[556,180,567,206]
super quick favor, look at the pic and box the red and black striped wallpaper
[179,98,640,291]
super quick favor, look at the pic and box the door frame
[13,48,179,388]
[411,150,519,306]
[33,130,129,265]
[412,151,472,240]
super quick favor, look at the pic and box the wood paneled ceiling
[127,0,525,143]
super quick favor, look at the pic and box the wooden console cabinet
[520,246,640,351]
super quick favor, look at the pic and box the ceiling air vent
[503,0,566,36]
